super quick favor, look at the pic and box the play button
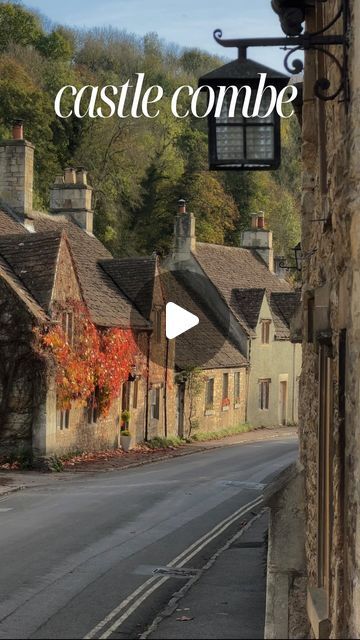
[129,268,230,368]
[166,302,199,339]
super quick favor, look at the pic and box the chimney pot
[64,167,76,184]
[251,213,258,229]
[12,119,24,140]
[76,167,87,185]
[257,212,265,229]
[178,198,186,214]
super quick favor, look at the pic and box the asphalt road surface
[0,437,298,639]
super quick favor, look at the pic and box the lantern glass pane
[246,126,274,160]
[216,126,244,160]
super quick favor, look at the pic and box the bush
[145,435,185,449]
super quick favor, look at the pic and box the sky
[25,0,293,72]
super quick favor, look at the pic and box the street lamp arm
[213,0,349,102]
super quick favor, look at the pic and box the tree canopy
[0,2,301,259]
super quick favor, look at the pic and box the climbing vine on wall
[35,301,139,416]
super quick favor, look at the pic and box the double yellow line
[84,494,263,639]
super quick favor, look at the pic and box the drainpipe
[292,343,296,423]
[145,332,151,441]
[164,338,169,438]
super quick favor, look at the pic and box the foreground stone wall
[296,0,360,637]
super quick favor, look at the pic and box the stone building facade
[166,204,301,432]
[0,125,174,459]
[266,1,360,638]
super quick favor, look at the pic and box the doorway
[279,380,288,425]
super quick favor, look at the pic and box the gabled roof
[194,242,293,336]
[231,288,266,330]
[0,231,63,312]
[0,255,47,322]
[162,270,248,370]
[0,207,26,235]
[269,291,301,340]
[29,212,148,330]
[101,256,156,321]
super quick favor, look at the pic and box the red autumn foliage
[35,301,139,415]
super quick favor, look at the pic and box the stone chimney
[50,167,93,233]
[173,199,196,262]
[0,120,34,215]
[241,212,274,271]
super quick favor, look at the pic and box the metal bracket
[213,0,348,101]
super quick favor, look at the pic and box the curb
[140,508,267,639]
[63,428,297,473]
[0,428,297,491]
[0,484,26,499]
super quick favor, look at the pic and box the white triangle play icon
[166,302,199,340]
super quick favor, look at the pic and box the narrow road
[0,437,297,639]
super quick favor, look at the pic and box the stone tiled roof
[101,256,156,321]
[0,255,47,322]
[0,207,26,235]
[30,212,148,329]
[269,291,301,340]
[194,242,293,336]
[231,288,266,330]
[162,270,248,370]
[0,231,63,312]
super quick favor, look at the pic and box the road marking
[84,495,263,639]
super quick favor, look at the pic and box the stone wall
[0,278,45,458]
[180,366,248,438]
[295,0,360,637]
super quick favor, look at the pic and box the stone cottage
[165,202,301,431]
[0,123,174,459]
[265,1,360,639]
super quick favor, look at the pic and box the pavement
[144,510,268,639]
[0,426,297,497]
[0,437,298,639]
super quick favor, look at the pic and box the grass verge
[190,423,254,442]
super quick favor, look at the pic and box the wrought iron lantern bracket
[213,0,348,101]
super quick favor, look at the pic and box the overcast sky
[24,0,292,71]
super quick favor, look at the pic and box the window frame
[150,387,160,420]
[57,408,70,430]
[87,386,100,424]
[61,310,74,346]
[205,377,214,411]
[234,371,241,406]
[260,319,271,345]
[259,379,270,410]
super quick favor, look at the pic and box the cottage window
[318,344,333,594]
[133,379,139,409]
[87,386,100,424]
[234,372,241,404]
[57,408,70,430]
[151,387,160,420]
[61,311,74,346]
[261,320,271,344]
[222,373,229,399]
[154,309,162,343]
[259,379,270,410]
[205,378,214,410]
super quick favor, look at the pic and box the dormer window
[261,320,271,344]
